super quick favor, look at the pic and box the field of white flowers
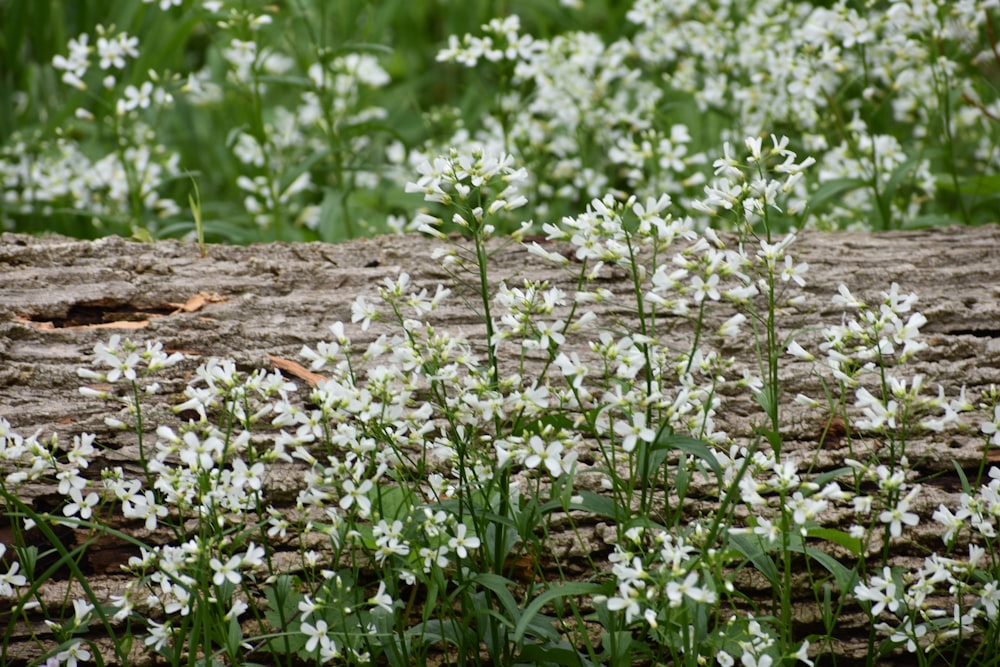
[1,1,1000,666]
[1,0,999,242]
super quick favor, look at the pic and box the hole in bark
[949,329,1000,338]
[22,300,175,328]
[175,409,203,422]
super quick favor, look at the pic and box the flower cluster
[4,119,1000,667]
[2,21,184,230]
[855,540,1000,653]
[601,528,717,627]
[405,145,530,238]
[5,0,999,240]
[793,281,975,444]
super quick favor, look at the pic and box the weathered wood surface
[1,226,1000,665]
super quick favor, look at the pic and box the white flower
[120,81,154,113]
[740,651,773,667]
[448,523,481,559]
[718,313,747,338]
[780,255,808,286]
[301,618,331,654]
[226,599,248,620]
[854,566,899,615]
[786,340,814,361]
[144,619,171,651]
[298,594,320,621]
[53,34,91,81]
[554,351,590,388]
[368,581,394,613]
[351,296,379,330]
[980,580,1000,620]
[523,435,566,477]
[690,273,720,302]
[879,491,920,538]
[665,571,716,606]
[0,552,27,597]
[222,38,260,83]
[981,405,1000,446]
[63,487,100,520]
[340,478,373,517]
[613,413,656,453]
[753,517,780,544]
[606,582,643,623]
[241,541,266,568]
[832,284,864,309]
[932,505,965,544]
[792,639,815,666]
[97,31,139,70]
[210,554,243,586]
[56,640,92,667]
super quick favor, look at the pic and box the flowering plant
[3,136,999,667]
[2,0,999,242]
[2,0,999,665]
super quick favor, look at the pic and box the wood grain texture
[1,226,999,665]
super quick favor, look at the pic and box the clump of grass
[2,136,999,667]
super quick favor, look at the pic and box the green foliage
[2,0,999,243]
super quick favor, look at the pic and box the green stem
[779,488,793,650]
[766,270,780,441]
[934,48,971,226]
[474,231,499,388]
[131,381,156,495]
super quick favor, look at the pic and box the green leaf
[728,532,780,585]
[539,490,623,522]
[953,460,973,494]
[264,582,305,655]
[810,466,853,488]
[753,389,773,416]
[757,426,782,453]
[806,527,863,557]
[821,582,836,633]
[0,499,137,662]
[408,618,471,647]
[621,515,668,535]
[653,433,722,479]
[807,177,866,213]
[264,575,302,639]
[226,614,243,655]
[935,172,1000,193]
[787,543,858,595]
[516,413,577,438]
[900,213,963,229]
[280,148,332,194]
[316,187,348,243]
[199,218,269,244]
[518,642,592,667]
[471,573,523,626]
[378,485,412,522]
[604,629,634,664]
[130,224,155,243]
[513,582,604,643]
[675,451,691,499]
[372,609,410,667]
[882,153,923,205]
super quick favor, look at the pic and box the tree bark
[1,226,999,665]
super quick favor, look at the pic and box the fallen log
[1,226,999,666]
